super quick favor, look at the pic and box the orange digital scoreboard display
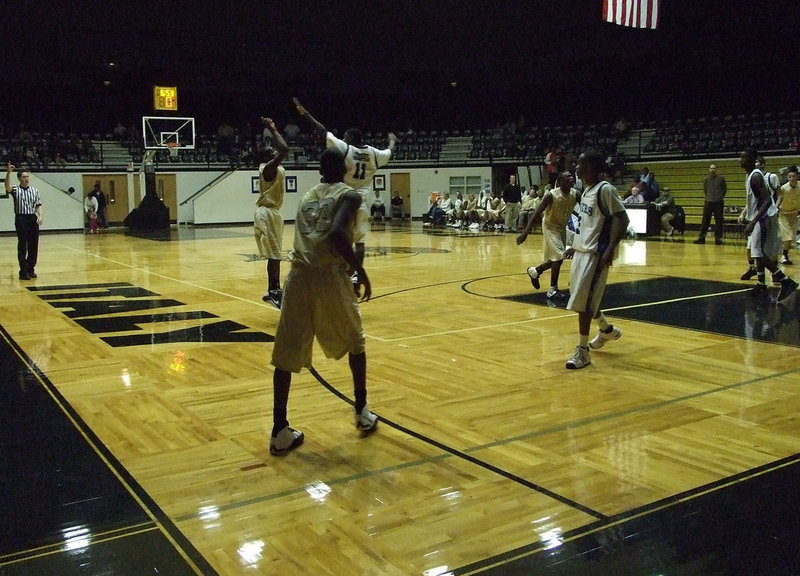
[153,86,178,111]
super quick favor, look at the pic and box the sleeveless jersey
[779,182,800,213]
[290,182,354,268]
[571,181,626,254]
[544,187,578,229]
[327,132,392,197]
[746,169,778,220]
[256,165,285,209]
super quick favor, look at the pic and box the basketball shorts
[254,206,284,260]
[749,215,781,260]
[567,251,610,315]
[271,264,365,373]
[542,223,568,262]
[778,212,798,243]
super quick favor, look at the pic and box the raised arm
[5,162,13,194]
[260,117,288,171]
[292,97,327,139]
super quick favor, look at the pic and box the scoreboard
[153,86,178,111]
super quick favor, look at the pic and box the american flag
[603,0,660,29]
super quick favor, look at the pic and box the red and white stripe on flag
[603,0,660,29]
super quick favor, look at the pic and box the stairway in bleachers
[92,140,132,169]
[438,136,472,163]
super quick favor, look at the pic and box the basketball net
[166,141,180,158]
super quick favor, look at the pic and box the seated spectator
[485,190,505,230]
[439,191,453,220]
[369,190,386,222]
[517,185,542,232]
[465,192,482,229]
[651,186,677,236]
[624,184,647,204]
[447,192,464,227]
[390,191,405,219]
[424,191,446,226]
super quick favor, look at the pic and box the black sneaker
[526,267,540,289]
[262,289,282,309]
[18,271,30,280]
[750,284,769,297]
[715,238,724,245]
[693,238,705,244]
[777,279,798,303]
[740,267,757,281]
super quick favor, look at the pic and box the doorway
[133,173,178,223]
[389,172,411,219]
[82,175,130,226]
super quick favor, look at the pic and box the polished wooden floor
[2,221,800,575]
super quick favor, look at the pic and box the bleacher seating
[3,111,799,172]
[625,156,800,229]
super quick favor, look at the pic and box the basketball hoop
[166,141,180,159]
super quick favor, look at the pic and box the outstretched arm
[328,190,372,301]
[516,192,552,245]
[5,163,13,194]
[292,97,327,139]
[260,117,288,171]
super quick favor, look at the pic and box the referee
[5,162,43,280]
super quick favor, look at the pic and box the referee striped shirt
[10,185,42,215]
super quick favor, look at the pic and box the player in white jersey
[293,98,396,286]
[254,117,288,309]
[269,148,378,456]
[740,149,797,303]
[562,151,629,370]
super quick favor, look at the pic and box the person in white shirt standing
[562,151,629,370]
[741,149,797,302]
[293,98,396,293]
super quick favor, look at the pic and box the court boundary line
[452,453,800,575]
[0,324,217,576]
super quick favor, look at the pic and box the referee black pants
[15,214,39,274]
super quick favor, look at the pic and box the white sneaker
[589,326,622,349]
[469,222,480,229]
[270,426,304,456]
[566,345,591,369]
[666,228,674,236]
[355,405,378,432]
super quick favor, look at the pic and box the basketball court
[2,221,799,575]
